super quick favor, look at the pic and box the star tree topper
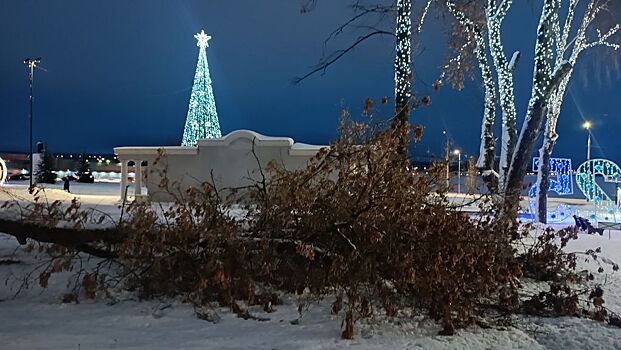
[195,30,212,48]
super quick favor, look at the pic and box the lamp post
[583,121,592,161]
[24,57,41,188]
[453,149,461,194]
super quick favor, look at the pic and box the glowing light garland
[0,157,6,186]
[394,0,412,117]
[485,0,518,186]
[417,0,434,34]
[181,30,222,146]
[445,1,496,171]
[576,159,621,221]
[543,0,619,144]
[528,157,573,222]
[533,157,573,194]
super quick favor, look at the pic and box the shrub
[246,118,522,334]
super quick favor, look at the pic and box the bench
[598,221,621,239]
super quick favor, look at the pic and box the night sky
[1,1,620,163]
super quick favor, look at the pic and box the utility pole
[24,57,41,188]
[453,149,461,193]
[443,131,450,190]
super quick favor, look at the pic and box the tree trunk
[445,0,497,193]
[0,218,121,259]
[503,100,548,211]
[535,134,556,223]
[503,0,569,215]
[394,0,412,123]
[477,58,498,193]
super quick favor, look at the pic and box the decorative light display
[485,0,518,185]
[0,157,6,186]
[542,0,619,163]
[181,30,222,146]
[417,0,434,34]
[532,157,573,194]
[576,159,621,221]
[445,1,497,171]
[528,157,574,222]
[394,0,412,117]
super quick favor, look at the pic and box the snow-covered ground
[1,232,620,349]
[1,185,620,349]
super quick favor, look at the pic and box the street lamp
[453,149,461,194]
[24,57,41,188]
[583,121,592,161]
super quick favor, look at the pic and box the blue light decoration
[181,30,222,146]
[576,159,621,222]
[0,157,6,186]
[528,157,574,222]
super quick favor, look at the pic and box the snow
[1,184,621,349]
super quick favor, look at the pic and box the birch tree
[444,0,498,190]
[484,0,519,191]
[535,0,620,223]
[503,0,573,210]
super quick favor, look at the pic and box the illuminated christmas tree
[181,30,222,146]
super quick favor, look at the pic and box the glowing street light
[453,149,461,193]
[583,121,592,160]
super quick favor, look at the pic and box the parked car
[8,174,28,181]
[77,172,95,183]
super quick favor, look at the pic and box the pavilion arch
[119,159,148,200]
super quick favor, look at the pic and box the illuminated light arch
[576,159,621,222]
[0,157,7,186]
[528,157,574,222]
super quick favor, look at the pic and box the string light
[545,0,619,138]
[483,0,518,186]
[528,157,574,222]
[417,0,434,34]
[445,1,497,171]
[576,159,621,221]
[394,0,412,116]
[181,30,222,146]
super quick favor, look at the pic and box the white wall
[114,130,325,202]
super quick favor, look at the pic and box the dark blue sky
[0,1,619,163]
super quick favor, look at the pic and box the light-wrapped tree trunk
[485,0,518,191]
[446,0,498,191]
[535,0,620,222]
[503,0,572,211]
[394,0,412,123]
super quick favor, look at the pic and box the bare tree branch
[293,30,395,84]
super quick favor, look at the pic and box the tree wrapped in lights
[394,0,412,122]
[441,0,575,212]
[535,0,620,222]
[181,30,222,146]
[445,0,498,190]
[503,0,573,209]
[484,0,519,188]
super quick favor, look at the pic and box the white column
[135,161,142,196]
[120,160,128,200]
